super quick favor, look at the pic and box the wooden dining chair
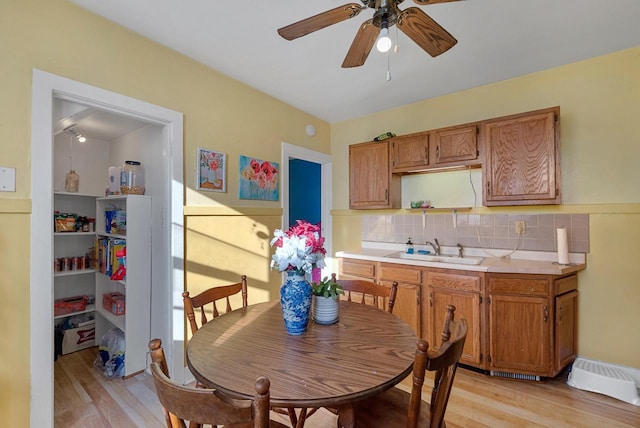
[331,273,398,313]
[343,305,467,428]
[148,339,288,428]
[183,274,249,334]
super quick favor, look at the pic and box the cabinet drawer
[340,259,376,279]
[488,277,548,295]
[428,272,480,292]
[379,264,422,285]
[555,275,577,295]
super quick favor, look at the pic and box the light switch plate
[0,167,16,192]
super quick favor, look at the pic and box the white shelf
[54,231,95,237]
[95,232,126,239]
[406,207,472,212]
[96,305,126,332]
[54,191,102,197]
[55,269,95,278]
[54,304,96,320]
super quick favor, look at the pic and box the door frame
[30,69,184,426]
[281,142,332,278]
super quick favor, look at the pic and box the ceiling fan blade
[278,3,363,40]
[342,19,379,68]
[397,7,457,57]
[413,0,462,5]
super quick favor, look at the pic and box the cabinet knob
[543,305,549,322]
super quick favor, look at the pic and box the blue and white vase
[280,270,313,335]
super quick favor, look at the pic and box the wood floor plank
[55,348,640,428]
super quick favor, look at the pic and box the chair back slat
[183,275,248,334]
[331,273,398,314]
[407,305,467,428]
[148,338,273,428]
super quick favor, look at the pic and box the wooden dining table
[186,299,417,428]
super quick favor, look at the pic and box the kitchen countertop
[336,248,587,275]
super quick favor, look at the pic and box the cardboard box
[103,292,125,316]
[61,322,95,355]
[54,296,87,317]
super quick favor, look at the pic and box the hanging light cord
[69,133,73,171]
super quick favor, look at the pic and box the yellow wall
[0,0,329,425]
[330,47,640,368]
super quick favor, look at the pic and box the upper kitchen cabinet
[482,107,561,206]
[390,131,429,173]
[390,126,480,174]
[431,124,480,167]
[349,140,401,209]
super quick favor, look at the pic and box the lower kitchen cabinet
[487,273,578,378]
[555,289,578,370]
[426,269,484,367]
[338,258,421,336]
[379,263,422,337]
[337,256,580,379]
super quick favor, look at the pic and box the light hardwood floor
[55,347,640,427]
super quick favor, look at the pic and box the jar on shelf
[120,160,145,195]
[64,170,80,193]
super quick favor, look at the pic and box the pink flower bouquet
[270,220,326,275]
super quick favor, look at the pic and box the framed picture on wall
[197,147,226,192]
[238,155,279,201]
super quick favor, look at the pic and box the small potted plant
[311,276,344,325]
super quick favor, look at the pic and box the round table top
[186,300,417,408]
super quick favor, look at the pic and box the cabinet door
[391,132,429,172]
[555,290,578,372]
[483,107,560,206]
[379,280,421,337]
[431,124,478,165]
[488,294,551,375]
[349,141,399,209]
[428,288,482,366]
[378,263,422,337]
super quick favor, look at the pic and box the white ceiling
[68,0,640,124]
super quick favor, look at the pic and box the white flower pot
[313,295,340,325]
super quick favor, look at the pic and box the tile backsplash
[362,213,589,253]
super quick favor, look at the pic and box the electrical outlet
[515,220,526,235]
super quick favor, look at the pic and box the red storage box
[54,296,87,316]
[102,292,125,316]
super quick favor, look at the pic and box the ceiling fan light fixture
[376,27,392,53]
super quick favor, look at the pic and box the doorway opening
[281,142,332,279]
[30,70,184,426]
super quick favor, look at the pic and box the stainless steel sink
[387,251,484,265]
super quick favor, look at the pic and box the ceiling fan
[278,0,461,68]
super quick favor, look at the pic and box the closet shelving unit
[53,192,98,351]
[94,194,152,377]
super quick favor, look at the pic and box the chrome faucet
[426,239,441,255]
[457,243,464,258]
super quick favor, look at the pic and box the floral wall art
[239,155,279,201]
[198,147,226,192]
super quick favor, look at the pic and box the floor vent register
[568,357,640,406]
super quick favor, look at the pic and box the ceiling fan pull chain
[394,25,399,53]
[386,52,392,82]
